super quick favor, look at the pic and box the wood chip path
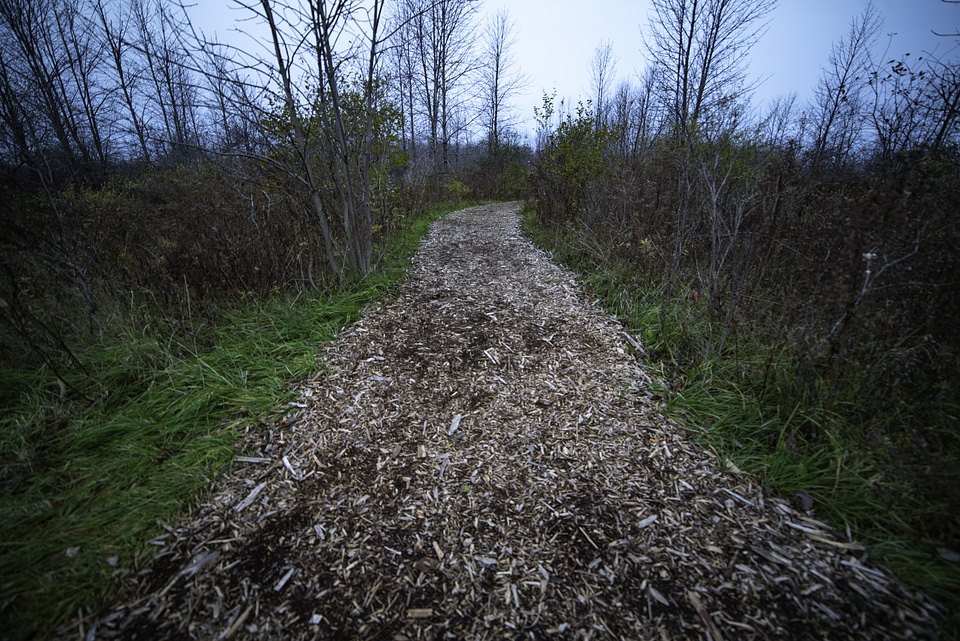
[74,203,942,640]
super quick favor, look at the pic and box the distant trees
[643,0,778,138]
[589,40,617,130]
[606,68,663,157]
[803,2,960,169]
[0,0,531,197]
[391,0,480,186]
[0,0,207,172]
[807,3,881,169]
[480,8,526,158]
[532,0,960,361]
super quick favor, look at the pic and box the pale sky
[191,1,960,139]
[499,0,959,133]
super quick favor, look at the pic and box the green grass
[0,201,471,640]
[665,359,960,635]
[522,207,960,637]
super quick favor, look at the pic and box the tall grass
[0,201,471,640]
[522,208,960,637]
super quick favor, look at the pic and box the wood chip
[273,567,295,592]
[637,513,659,529]
[687,590,725,641]
[234,482,266,513]
[448,413,466,435]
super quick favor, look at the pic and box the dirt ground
[72,203,942,640]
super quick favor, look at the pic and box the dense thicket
[529,0,960,612]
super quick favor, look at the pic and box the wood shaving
[71,203,942,640]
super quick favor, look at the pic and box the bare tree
[399,0,478,182]
[387,9,419,159]
[0,28,33,166]
[643,0,777,138]
[133,0,203,159]
[252,0,342,276]
[589,40,617,130]
[52,0,109,164]
[924,53,960,150]
[0,0,79,165]
[609,80,634,156]
[93,0,152,161]
[313,0,392,276]
[0,0,206,167]
[480,8,526,158]
[606,69,669,158]
[807,2,882,169]
[867,50,960,159]
[869,54,928,160]
[757,92,800,150]
[633,66,668,153]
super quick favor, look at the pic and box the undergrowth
[0,201,474,641]
[522,207,960,637]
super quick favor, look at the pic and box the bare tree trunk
[398,0,476,191]
[134,0,200,158]
[0,50,32,164]
[54,0,107,165]
[356,0,388,275]
[259,0,341,275]
[927,56,960,151]
[314,0,370,276]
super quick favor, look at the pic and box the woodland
[0,0,958,638]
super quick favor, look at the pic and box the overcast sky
[192,1,960,140]
[498,0,959,134]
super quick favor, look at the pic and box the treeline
[0,0,530,372]
[529,0,960,608]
